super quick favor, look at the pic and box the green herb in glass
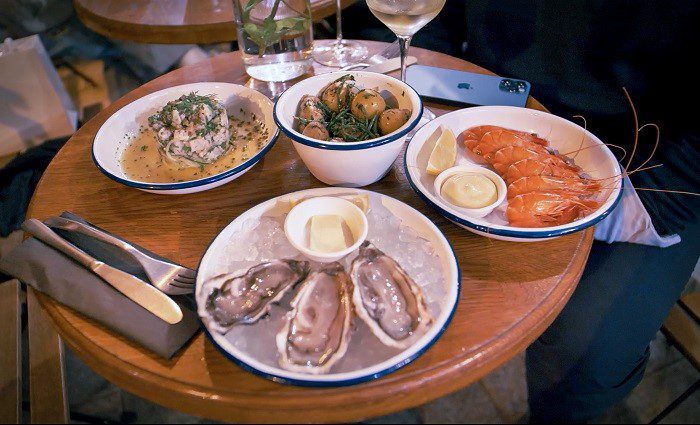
[242,0,312,57]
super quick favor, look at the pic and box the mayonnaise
[440,172,498,209]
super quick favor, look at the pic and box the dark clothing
[460,0,700,236]
[461,1,700,421]
[461,1,699,421]
[346,0,699,421]
[527,223,700,422]
[0,137,67,237]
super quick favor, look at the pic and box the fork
[44,216,196,295]
[340,40,401,71]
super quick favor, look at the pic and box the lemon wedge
[339,194,369,213]
[279,194,370,214]
[426,127,457,175]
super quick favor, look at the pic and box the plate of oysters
[196,187,460,386]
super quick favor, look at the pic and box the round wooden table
[74,0,357,44]
[27,41,593,423]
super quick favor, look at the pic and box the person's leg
[526,224,700,423]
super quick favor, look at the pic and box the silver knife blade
[363,56,417,74]
[21,219,183,325]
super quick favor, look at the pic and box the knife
[362,56,418,74]
[22,218,183,325]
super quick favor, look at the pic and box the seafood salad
[199,195,444,375]
[120,92,270,183]
[460,125,601,227]
[148,93,231,165]
[295,74,412,142]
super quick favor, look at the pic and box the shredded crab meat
[148,92,232,165]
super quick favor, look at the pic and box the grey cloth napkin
[0,212,201,359]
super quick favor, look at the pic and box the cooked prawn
[459,125,548,150]
[507,175,601,199]
[504,158,581,185]
[506,192,600,228]
[491,145,582,175]
[473,129,550,162]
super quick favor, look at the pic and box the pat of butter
[309,215,349,253]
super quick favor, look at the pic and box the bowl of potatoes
[274,71,423,187]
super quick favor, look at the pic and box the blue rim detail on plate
[92,128,279,191]
[273,87,424,151]
[195,195,461,387]
[403,147,624,239]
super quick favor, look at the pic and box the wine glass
[366,0,446,82]
[313,0,369,67]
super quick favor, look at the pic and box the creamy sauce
[441,172,498,209]
[120,116,270,183]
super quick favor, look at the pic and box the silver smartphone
[406,65,531,107]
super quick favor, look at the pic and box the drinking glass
[312,0,368,67]
[366,0,446,82]
[232,0,313,82]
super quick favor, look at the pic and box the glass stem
[398,35,412,82]
[335,0,343,45]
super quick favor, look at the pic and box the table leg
[27,288,68,423]
[0,280,21,423]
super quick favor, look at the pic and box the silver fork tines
[377,40,401,60]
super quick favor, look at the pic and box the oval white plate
[405,106,623,242]
[92,82,279,194]
[195,187,460,386]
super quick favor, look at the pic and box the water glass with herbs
[232,0,313,82]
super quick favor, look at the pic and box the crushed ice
[205,194,446,374]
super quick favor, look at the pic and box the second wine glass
[366,0,446,82]
[313,0,368,67]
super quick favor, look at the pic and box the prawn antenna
[623,88,640,172]
[562,143,627,160]
[570,115,588,160]
[628,123,660,175]
[633,188,700,197]
[572,115,587,129]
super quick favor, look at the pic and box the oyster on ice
[276,262,353,374]
[350,241,433,349]
[205,260,309,334]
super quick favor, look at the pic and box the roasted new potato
[294,75,412,143]
[378,108,412,135]
[321,79,359,112]
[302,121,330,140]
[297,95,325,131]
[350,89,386,120]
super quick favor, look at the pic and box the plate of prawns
[404,106,623,242]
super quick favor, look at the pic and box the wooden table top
[27,41,593,423]
[74,0,356,44]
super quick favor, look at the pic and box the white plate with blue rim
[195,187,460,386]
[404,106,623,242]
[92,82,279,195]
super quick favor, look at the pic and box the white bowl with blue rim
[405,106,623,242]
[274,71,423,187]
[195,187,460,386]
[92,82,279,195]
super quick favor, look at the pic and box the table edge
[26,41,592,422]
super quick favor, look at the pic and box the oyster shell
[205,259,309,334]
[350,241,433,349]
[276,262,353,374]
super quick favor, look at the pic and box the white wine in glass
[366,0,446,81]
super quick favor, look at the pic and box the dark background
[341,0,700,235]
